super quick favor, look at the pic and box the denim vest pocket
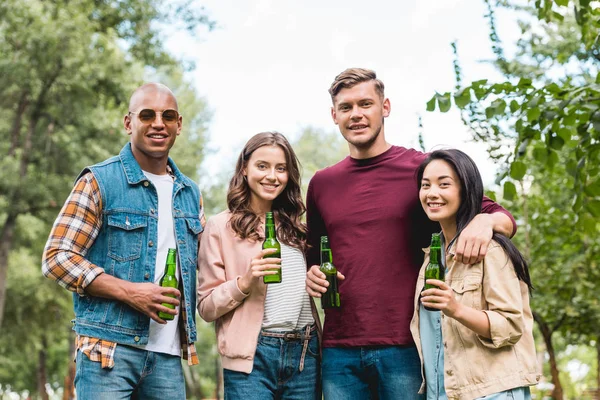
[107,213,147,262]
[184,218,203,261]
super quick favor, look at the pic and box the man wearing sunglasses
[42,83,204,399]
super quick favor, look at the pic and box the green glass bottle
[423,233,444,311]
[262,212,282,284]
[158,248,178,321]
[320,236,340,309]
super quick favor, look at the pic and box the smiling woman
[197,131,322,400]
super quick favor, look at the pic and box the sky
[166,0,520,186]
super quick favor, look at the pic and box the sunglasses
[129,109,180,124]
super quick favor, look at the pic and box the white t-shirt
[262,243,315,331]
[137,171,181,356]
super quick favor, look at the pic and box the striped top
[262,243,315,331]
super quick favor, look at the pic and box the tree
[0,1,213,397]
[427,0,600,227]
[427,1,600,398]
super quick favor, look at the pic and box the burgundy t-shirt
[306,146,515,348]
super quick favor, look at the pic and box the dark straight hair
[416,149,533,290]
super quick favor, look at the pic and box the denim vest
[72,143,202,346]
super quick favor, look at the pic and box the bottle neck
[165,261,177,276]
[429,246,441,264]
[264,223,276,239]
[320,247,332,264]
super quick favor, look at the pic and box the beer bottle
[320,236,340,309]
[423,233,444,311]
[262,212,282,284]
[158,248,178,321]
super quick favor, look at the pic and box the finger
[309,265,325,279]
[261,248,279,257]
[474,240,488,263]
[460,241,475,264]
[148,311,167,324]
[454,238,467,263]
[467,240,482,265]
[161,287,181,298]
[337,272,345,280]
[426,279,447,289]
[306,276,328,293]
[306,284,322,297]
[158,295,180,307]
[258,257,281,265]
[256,263,281,271]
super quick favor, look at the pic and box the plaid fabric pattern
[45,171,202,368]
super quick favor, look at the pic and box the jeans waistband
[260,324,317,341]
[260,324,317,372]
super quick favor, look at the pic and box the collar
[119,143,190,187]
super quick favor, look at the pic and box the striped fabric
[262,243,314,331]
[43,171,202,367]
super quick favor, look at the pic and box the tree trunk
[0,214,17,330]
[38,336,49,400]
[63,328,76,400]
[8,92,29,157]
[596,338,600,400]
[534,312,564,400]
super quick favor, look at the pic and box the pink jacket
[197,210,321,373]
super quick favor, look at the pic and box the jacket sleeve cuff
[478,310,522,348]
[230,277,250,302]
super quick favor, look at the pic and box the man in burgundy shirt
[305,68,516,399]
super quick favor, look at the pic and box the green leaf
[563,113,577,126]
[573,193,583,212]
[491,99,507,116]
[510,161,527,180]
[586,200,600,218]
[547,150,559,167]
[509,100,520,113]
[517,78,532,87]
[426,95,437,112]
[584,179,600,197]
[549,135,565,150]
[485,106,495,119]
[484,190,497,202]
[533,147,548,163]
[437,93,451,113]
[596,71,600,84]
[453,89,471,109]
[555,0,568,6]
[579,214,598,234]
[503,181,517,200]
[527,107,541,121]
[557,127,573,140]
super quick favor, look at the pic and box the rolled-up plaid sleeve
[42,172,104,295]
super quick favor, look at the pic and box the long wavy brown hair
[227,132,307,251]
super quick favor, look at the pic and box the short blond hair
[328,68,385,103]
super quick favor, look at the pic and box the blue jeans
[74,344,185,400]
[223,331,320,400]
[322,345,424,400]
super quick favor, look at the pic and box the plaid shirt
[43,171,204,368]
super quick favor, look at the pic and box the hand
[124,282,181,324]
[237,248,281,294]
[305,265,345,297]
[454,214,493,264]
[420,279,461,317]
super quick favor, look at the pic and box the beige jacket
[197,211,321,373]
[410,241,541,400]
